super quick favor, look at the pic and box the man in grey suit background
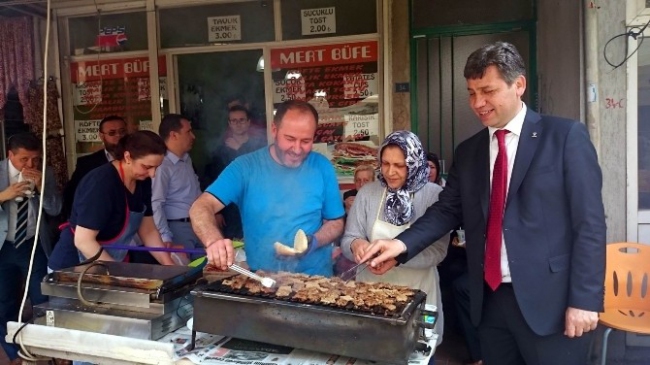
[0,133,62,365]
[362,42,606,365]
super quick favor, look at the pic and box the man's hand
[361,239,407,270]
[21,168,42,192]
[205,238,235,270]
[0,181,30,202]
[344,196,355,212]
[225,137,242,150]
[564,307,598,338]
[367,258,398,275]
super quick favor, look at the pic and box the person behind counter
[190,100,345,276]
[343,164,375,214]
[426,152,445,187]
[49,131,176,270]
[341,130,448,348]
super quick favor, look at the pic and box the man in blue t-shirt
[190,100,345,276]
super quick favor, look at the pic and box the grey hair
[463,41,526,85]
[353,164,376,181]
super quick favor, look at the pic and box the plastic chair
[599,242,650,365]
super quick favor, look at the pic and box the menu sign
[271,41,381,180]
[301,7,336,36]
[71,56,167,151]
[75,119,101,142]
[208,15,241,42]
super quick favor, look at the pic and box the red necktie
[485,129,509,290]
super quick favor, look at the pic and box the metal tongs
[229,264,277,288]
[339,250,382,282]
[339,256,374,282]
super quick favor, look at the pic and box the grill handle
[417,309,438,329]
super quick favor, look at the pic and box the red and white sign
[71,56,167,83]
[270,41,378,69]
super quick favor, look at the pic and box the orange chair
[599,242,650,365]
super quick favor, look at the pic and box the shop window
[411,0,533,29]
[175,50,266,188]
[270,40,380,181]
[281,0,377,40]
[68,12,148,56]
[69,56,166,155]
[159,2,274,48]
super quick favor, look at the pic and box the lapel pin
[531,132,538,138]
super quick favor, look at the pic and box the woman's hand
[350,238,371,263]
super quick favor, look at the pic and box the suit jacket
[62,149,109,218]
[0,160,62,255]
[397,110,606,336]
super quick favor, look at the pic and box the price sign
[139,120,155,132]
[208,15,241,42]
[343,73,378,100]
[343,113,379,140]
[73,81,102,106]
[273,78,307,103]
[76,120,101,142]
[301,7,336,35]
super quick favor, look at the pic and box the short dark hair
[7,133,41,153]
[113,130,167,161]
[426,152,441,184]
[159,114,188,141]
[99,115,126,132]
[463,41,526,85]
[273,100,318,127]
[226,94,246,105]
[228,105,251,120]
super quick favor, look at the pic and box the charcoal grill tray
[192,282,428,364]
[201,280,422,321]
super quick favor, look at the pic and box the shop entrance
[175,49,266,188]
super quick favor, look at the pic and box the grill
[191,272,436,364]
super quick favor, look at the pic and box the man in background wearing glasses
[203,105,267,240]
[62,115,127,218]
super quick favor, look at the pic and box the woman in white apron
[341,130,448,348]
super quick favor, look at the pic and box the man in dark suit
[362,42,606,365]
[62,116,126,218]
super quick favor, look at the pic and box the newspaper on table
[158,326,438,365]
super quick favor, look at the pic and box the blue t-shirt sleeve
[205,159,245,207]
[318,156,345,220]
[73,171,114,231]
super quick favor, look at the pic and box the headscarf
[377,130,430,226]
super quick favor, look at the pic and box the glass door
[175,50,266,187]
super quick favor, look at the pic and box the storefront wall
[50,0,629,244]
[53,0,390,186]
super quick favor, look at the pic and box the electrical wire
[12,0,55,361]
[603,16,650,70]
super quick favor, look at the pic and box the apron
[357,189,439,307]
[66,161,145,263]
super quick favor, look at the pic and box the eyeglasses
[100,129,127,137]
[229,118,249,125]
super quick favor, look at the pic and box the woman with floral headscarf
[341,130,448,348]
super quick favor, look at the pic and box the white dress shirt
[487,102,527,283]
